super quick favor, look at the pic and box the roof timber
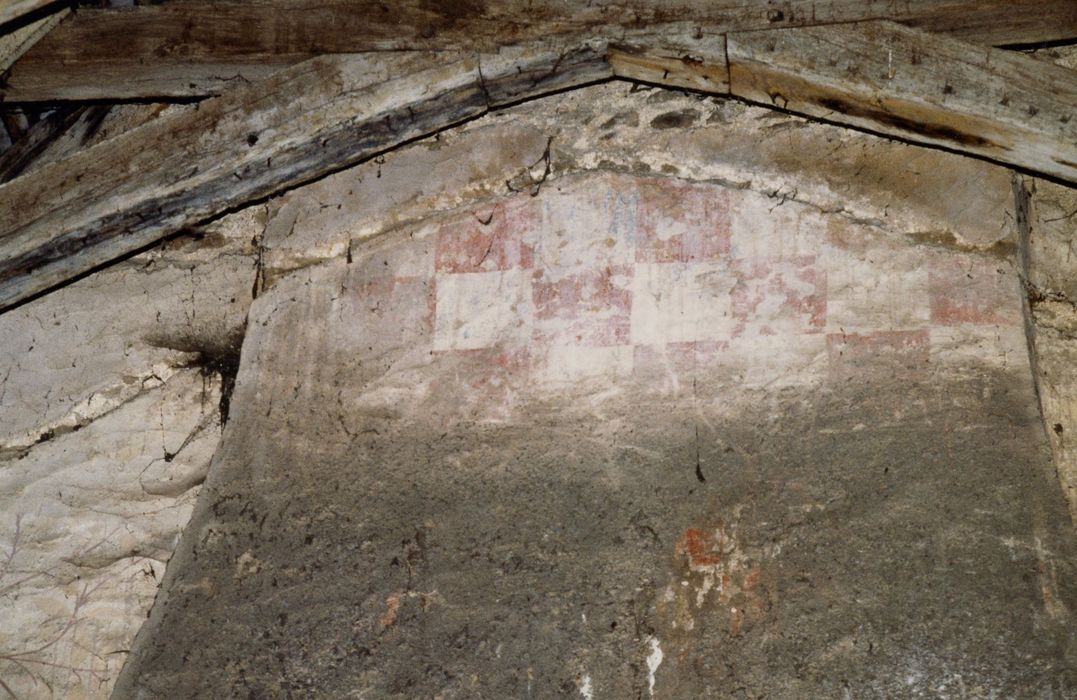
[4,0,1076,102]
[0,2,64,74]
[0,0,57,28]
[0,21,1075,312]
[724,22,1077,186]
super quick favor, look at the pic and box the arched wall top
[0,19,1073,312]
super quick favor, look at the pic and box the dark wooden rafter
[0,44,612,310]
[3,0,1076,101]
[0,0,60,28]
[0,20,1074,312]
[724,22,1077,185]
[0,103,84,182]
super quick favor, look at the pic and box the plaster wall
[2,84,1075,698]
[121,167,1077,697]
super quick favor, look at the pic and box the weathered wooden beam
[0,0,58,28]
[725,20,1077,185]
[3,23,1075,312]
[608,32,729,94]
[0,3,65,72]
[0,104,85,182]
[0,43,612,310]
[6,0,1075,102]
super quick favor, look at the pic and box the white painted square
[824,246,930,332]
[433,269,532,351]
[631,262,737,345]
[727,190,828,260]
[533,344,633,388]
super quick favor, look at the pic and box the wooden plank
[0,4,65,72]
[0,0,55,28]
[6,0,1075,102]
[608,31,729,94]
[0,103,169,183]
[726,20,1077,184]
[3,24,1075,311]
[0,43,611,311]
[12,104,178,178]
[0,104,85,182]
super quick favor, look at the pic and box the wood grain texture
[3,23,1075,312]
[0,4,64,72]
[0,0,55,27]
[609,31,729,93]
[727,21,1077,184]
[0,104,86,182]
[0,43,611,310]
[6,0,1075,101]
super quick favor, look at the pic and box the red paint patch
[670,524,772,637]
[929,256,1018,326]
[532,264,633,346]
[676,527,723,567]
[635,179,731,263]
[731,256,826,335]
[379,593,402,629]
[435,198,536,273]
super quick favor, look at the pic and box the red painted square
[635,178,731,263]
[435,197,536,273]
[532,264,633,346]
[731,256,826,335]
[677,527,723,568]
[929,256,1019,326]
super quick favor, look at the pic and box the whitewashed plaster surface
[0,212,257,697]
[0,81,1059,697]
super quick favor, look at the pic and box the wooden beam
[608,32,729,94]
[0,4,65,73]
[0,43,612,310]
[2,24,1075,312]
[725,21,1077,185]
[0,0,57,28]
[5,0,1075,102]
[0,104,85,182]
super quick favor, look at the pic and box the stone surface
[118,171,1076,697]
[0,369,220,698]
[0,210,258,697]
